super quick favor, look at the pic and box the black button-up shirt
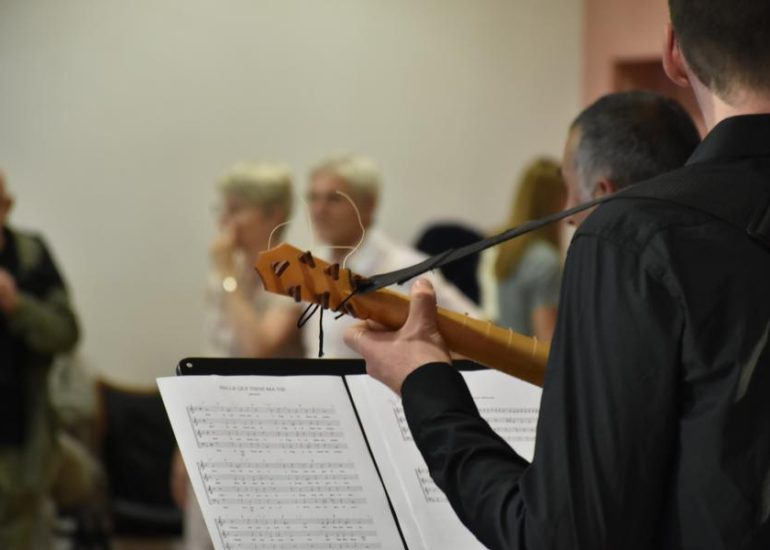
[402,115,770,549]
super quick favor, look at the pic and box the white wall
[0,0,581,385]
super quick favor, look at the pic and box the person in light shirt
[302,153,480,358]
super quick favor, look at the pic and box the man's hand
[0,268,19,314]
[344,278,451,395]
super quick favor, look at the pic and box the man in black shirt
[561,91,700,228]
[344,1,770,548]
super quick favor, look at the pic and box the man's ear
[594,178,618,198]
[662,23,690,88]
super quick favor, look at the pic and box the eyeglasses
[305,191,348,205]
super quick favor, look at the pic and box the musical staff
[189,405,337,414]
[223,543,381,550]
[204,461,355,469]
[478,406,538,443]
[198,441,348,450]
[212,485,363,495]
[190,417,341,427]
[211,497,368,506]
[187,403,345,452]
[195,429,345,438]
[221,517,375,526]
[213,513,385,549]
[226,530,378,538]
[197,456,365,511]
[391,404,412,442]
[389,402,537,445]
[415,467,447,504]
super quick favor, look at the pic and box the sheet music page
[158,375,404,550]
[346,369,542,550]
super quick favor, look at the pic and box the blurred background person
[562,90,702,227]
[173,161,302,550]
[203,161,302,358]
[303,153,480,358]
[0,170,80,549]
[479,159,565,341]
[414,222,484,305]
[480,91,701,342]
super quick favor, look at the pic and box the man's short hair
[218,161,294,216]
[571,91,701,197]
[309,153,381,201]
[669,0,770,97]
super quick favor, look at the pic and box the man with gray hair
[563,90,701,227]
[303,153,479,358]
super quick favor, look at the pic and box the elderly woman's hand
[210,226,238,279]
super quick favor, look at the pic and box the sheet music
[346,369,541,550]
[158,376,404,550]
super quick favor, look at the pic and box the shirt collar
[346,229,384,274]
[687,114,770,166]
[314,229,384,274]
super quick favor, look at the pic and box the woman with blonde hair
[480,158,566,341]
[205,161,302,358]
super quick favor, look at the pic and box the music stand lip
[175,357,488,377]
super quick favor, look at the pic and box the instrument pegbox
[255,243,358,315]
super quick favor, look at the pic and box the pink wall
[583,0,670,104]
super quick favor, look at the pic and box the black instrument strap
[356,168,770,295]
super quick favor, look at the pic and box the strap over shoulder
[619,166,770,249]
[357,166,770,295]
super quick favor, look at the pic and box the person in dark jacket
[345,1,770,548]
[0,171,80,549]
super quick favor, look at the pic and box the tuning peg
[345,304,357,318]
[298,251,316,268]
[271,260,290,277]
[317,292,330,310]
[287,286,302,302]
[323,263,339,280]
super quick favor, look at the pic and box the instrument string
[286,190,367,357]
[301,194,316,251]
[267,221,292,251]
[266,193,320,251]
[335,190,366,270]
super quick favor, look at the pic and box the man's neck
[695,83,770,131]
